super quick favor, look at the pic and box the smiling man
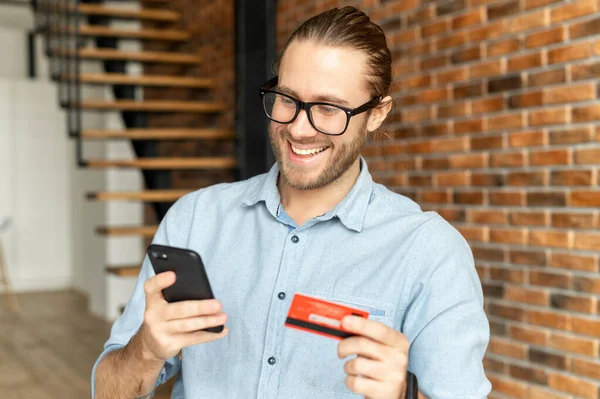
[92,6,491,399]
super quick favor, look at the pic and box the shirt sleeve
[91,192,199,398]
[401,215,492,399]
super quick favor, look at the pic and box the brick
[421,190,451,203]
[546,83,595,104]
[570,17,600,40]
[455,119,485,134]
[408,175,433,187]
[397,94,417,106]
[391,126,418,139]
[530,149,570,166]
[403,107,433,123]
[421,54,449,70]
[508,10,548,34]
[471,135,504,150]
[526,26,567,48]
[489,320,507,337]
[438,102,469,118]
[528,386,573,399]
[422,20,448,37]
[434,207,466,222]
[530,229,571,248]
[574,148,600,164]
[572,61,600,81]
[407,6,435,26]
[528,309,571,330]
[528,68,566,87]
[437,0,466,16]
[509,249,547,266]
[483,283,504,299]
[392,0,420,12]
[406,141,433,154]
[405,75,433,90]
[417,88,449,103]
[571,190,600,207]
[468,209,507,224]
[573,105,600,123]
[472,97,505,114]
[472,172,506,186]
[470,60,504,78]
[489,336,528,359]
[510,211,547,226]
[509,130,547,147]
[490,228,528,244]
[548,372,598,399]
[572,315,600,338]
[488,38,521,56]
[530,270,572,289]
[550,332,599,356]
[550,127,595,144]
[433,137,469,152]
[509,325,550,346]
[489,113,525,130]
[548,42,593,64]
[552,211,596,228]
[422,157,450,170]
[488,75,522,93]
[508,91,544,108]
[507,171,547,186]
[469,21,505,42]
[573,276,600,294]
[436,67,468,84]
[488,375,527,398]
[421,122,451,137]
[457,225,488,242]
[551,0,597,22]
[551,252,598,272]
[551,293,596,313]
[436,31,468,50]
[448,153,487,168]
[490,152,526,167]
[435,171,469,186]
[394,60,419,76]
[530,348,568,370]
[451,46,482,64]
[472,245,505,262]
[529,107,569,126]
[484,357,506,374]
[453,82,483,99]
[488,0,520,20]
[571,358,600,380]
[490,191,525,206]
[509,364,548,385]
[574,232,600,251]
[524,0,561,9]
[392,28,420,45]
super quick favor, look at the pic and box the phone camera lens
[151,252,158,258]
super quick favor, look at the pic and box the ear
[366,96,393,133]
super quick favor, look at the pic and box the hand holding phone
[137,245,228,363]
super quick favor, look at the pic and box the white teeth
[291,145,328,156]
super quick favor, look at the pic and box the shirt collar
[242,158,373,233]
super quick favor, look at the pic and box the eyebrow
[277,85,351,107]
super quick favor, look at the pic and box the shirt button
[278,292,286,300]
[291,235,299,243]
[268,356,276,365]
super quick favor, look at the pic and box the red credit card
[284,293,369,340]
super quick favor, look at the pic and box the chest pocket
[282,292,396,397]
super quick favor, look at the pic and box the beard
[268,120,367,191]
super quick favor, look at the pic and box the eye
[315,105,341,115]
[280,96,296,106]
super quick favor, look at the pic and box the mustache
[269,125,332,147]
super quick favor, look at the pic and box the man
[93,6,491,399]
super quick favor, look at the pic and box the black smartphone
[147,244,224,333]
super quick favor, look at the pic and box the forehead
[278,40,369,102]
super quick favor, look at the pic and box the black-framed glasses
[259,76,381,136]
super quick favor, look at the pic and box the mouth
[287,141,331,165]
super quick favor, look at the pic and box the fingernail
[342,316,353,328]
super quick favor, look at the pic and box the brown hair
[274,6,393,99]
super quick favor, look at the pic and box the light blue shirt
[92,159,491,398]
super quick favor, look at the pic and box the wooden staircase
[38,0,237,279]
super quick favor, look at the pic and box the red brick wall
[278,0,600,397]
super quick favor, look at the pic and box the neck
[278,158,361,226]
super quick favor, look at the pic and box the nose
[287,108,319,140]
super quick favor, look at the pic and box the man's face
[269,41,372,191]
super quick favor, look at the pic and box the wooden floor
[0,290,172,399]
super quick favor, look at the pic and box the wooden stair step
[61,73,214,88]
[56,25,190,41]
[82,128,234,140]
[86,157,237,170]
[54,48,201,64]
[106,265,141,277]
[78,100,226,112]
[46,3,180,22]
[87,189,193,202]
[96,225,157,237]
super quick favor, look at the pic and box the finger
[343,356,386,381]
[338,336,387,361]
[162,299,222,321]
[345,375,383,397]
[179,326,230,348]
[144,271,176,301]
[342,316,408,348]
[167,312,228,333]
